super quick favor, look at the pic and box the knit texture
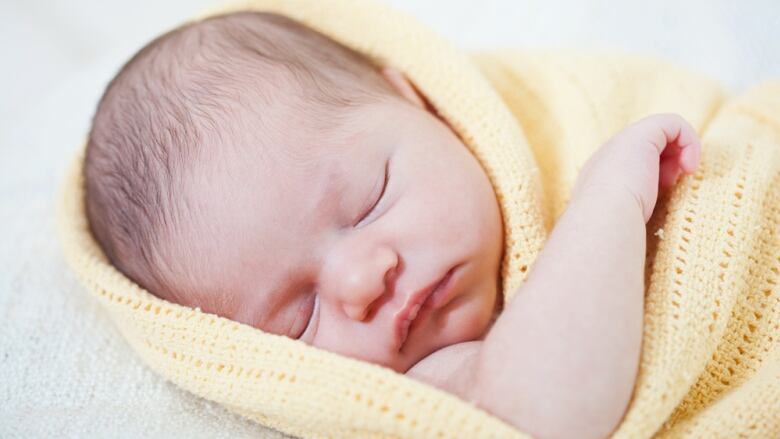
[56,0,780,437]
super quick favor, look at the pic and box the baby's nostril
[345,303,369,321]
[384,266,398,286]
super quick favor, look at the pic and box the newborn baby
[85,11,700,439]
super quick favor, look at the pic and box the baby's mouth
[395,266,457,352]
[397,298,428,350]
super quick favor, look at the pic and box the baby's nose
[328,245,399,321]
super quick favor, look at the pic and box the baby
[85,11,701,439]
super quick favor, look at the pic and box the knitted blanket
[56,0,780,437]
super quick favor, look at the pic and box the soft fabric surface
[54,0,780,437]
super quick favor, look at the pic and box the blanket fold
[56,0,780,437]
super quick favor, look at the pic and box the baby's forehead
[217,100,373,173]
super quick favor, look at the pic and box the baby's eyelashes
[355,159,390,228]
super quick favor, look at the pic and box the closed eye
[296,292,318,339]
[356,159,390,226]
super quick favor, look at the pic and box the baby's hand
[573,113,702,223]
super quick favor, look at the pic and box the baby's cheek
[442,294,494,343]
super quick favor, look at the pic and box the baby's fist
[575,113,702,223]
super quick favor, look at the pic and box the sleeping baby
[84,11,701,439]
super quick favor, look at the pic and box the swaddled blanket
[56,0,780,437]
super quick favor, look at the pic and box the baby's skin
[159,59,697,438]
[409,113,701,439]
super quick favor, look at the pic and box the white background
[1,1,778,437]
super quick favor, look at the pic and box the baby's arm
[467,114,701,439]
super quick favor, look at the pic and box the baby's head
[85,11,503,373]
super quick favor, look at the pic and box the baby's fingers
[659,155,682,190]
[679,137,701,173]
[634,113,702,173]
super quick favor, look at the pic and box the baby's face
[189,87,504,373]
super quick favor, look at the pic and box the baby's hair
[85,11,397,313]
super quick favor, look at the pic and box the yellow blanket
[56,0,780,437]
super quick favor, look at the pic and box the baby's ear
[380,66,426,109]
